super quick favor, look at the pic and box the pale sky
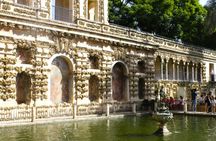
[199,0,208,6]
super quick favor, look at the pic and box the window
[88,0,98,21]
[16,48,32,64]
[89,55,99,69]
[17,0,33,6]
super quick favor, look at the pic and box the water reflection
[0,116,216,141]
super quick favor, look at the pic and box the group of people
[192,89,216,113]
[159,86,184,110]
[158,86,216,113]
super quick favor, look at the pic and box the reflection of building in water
[0,0,215,120]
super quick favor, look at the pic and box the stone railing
[76,19,216,58]
[0,102,142,123]
[0,105,32,121]
[77,103,103,116]
[0,1,49,19]
[36,104,73,119]
[109,101,133,113]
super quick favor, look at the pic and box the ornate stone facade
[0,0,215,121]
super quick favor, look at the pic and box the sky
[199,0,208,6]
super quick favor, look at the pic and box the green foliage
[203,0,216,49]
[109,0,207,46]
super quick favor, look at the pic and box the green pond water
[0,115,216,141]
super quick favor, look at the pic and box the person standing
[205,92,212,113]
[191,89,197,111]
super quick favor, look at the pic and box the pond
[0,115,216,141]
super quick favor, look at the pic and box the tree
[109,0,207,46]
[203,0,216,49]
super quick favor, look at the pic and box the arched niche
[138,78,145,99]
[89,75,100,102]
[50,56,73,104]
[16,72,31,105]
[112,62,128,101]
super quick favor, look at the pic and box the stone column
[165,60,168,80]
[192,63,194,82]
[186,62,189,81]
[173,61,175,80]
[195,64,198,81]
[79,0,85,18]
[200,65,203,82]
[177,61,179,80]
[161,59,164,80]
[103,0,109,24]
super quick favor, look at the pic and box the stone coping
[1,111,216,128]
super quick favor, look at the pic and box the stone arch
[138,78,145,99]
[16,72,31,105]
[49,56,73,104]
[168,58,173,80]
[88,0,98,21]
[155,56,161,79]
[89,75,100,102]
[111,61,129,101]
